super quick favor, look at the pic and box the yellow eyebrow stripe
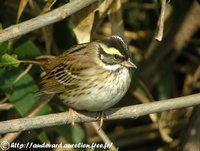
[103,47,123,57]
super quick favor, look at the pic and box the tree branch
[0,0,98,43]
[0,93,199,134]
[155,0,167,41]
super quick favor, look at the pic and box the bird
[36,35,137,126]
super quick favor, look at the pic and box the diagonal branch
[0,93,199,134]
[0,0,98,43]
[155,0,167,41]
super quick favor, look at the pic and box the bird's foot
[97,111,106,129]
[69,107,79,125]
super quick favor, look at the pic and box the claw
[97,111,106,129]
[69,107,78,125]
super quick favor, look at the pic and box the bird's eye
[114,54,121,60]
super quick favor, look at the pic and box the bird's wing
[38,53,96,95]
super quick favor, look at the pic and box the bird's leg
[97,111,106,128]
[68,107,79,125]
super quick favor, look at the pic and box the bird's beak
[122,58,137,68]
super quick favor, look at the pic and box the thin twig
[0,103,14,110]
[89,123,158,143]
[0,97,8,104]
[0,94,53,143]
[0,0,98,43]
[91,122,117,150]
[0,132,21,144]
[12,64,32,88]
[155,0,167,41]
[179,106,200,151]
[0,93,199,134]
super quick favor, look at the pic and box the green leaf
[0,67,40,115]
[0,42,8,57]
[0,24,8,57]
[36,104,52,116]
[0,53,20,67]
[37,131,50,143]
[71,124,85,143]
[14,40,41,59]
[54,124,85,144]
[157,68,173,100]
[0,23,2,31]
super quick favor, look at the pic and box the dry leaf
[71,2,99,43]
[108,0,124,38]
[40,0,57,54]
[71,0,114,43]
[40,0,57,15]
[17,0,28,23]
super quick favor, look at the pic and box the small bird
[37,35,137,125]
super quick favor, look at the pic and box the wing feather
[38,50,96,95]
